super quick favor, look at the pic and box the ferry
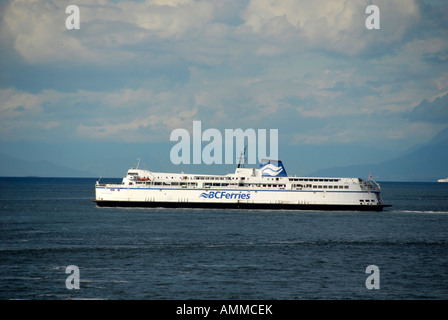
[438,178,448,183]
[94,158,390,211]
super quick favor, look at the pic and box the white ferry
[438,178,448,183]
[94,158,390,211]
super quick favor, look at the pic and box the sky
[0,0,447,177]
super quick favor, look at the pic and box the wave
[261,164,283,176]
[401,210,448,214]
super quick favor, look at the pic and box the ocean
[1,177,447,300]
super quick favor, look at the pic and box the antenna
[237,145,247,168]
[136,157,141,169]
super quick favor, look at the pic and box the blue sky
[0,0,447,177]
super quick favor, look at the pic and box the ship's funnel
[260,159,287,177]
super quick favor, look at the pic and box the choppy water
[1,178,447,300]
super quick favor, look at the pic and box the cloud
[0,86,202,142]
[0,0,426,67]
[0,0,97,64]
[0,87,44,116]
[0,0,215,65]
[240,0,427,57]
[0,87,64,138]
[75,105,199,142]
[405,92,448,123]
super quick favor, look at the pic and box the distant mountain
[308,128,448,182]
[0,153,95,177]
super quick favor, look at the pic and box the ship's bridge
[123,169,154,184]
[234,168,259,177]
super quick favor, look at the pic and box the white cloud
[0,0,98,64]
[0,87,43,116]
[76,105,199,142]
[0,88,65,138]
[292,128,354,145]
[0,86,202,142]
[1,0,422,66]
[0,0,215,65]
[241,0,420,55]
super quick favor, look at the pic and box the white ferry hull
[95,186,389,211]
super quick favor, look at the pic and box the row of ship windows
[153,176,232,180]
[154,176,343,183]
[137,182,288,188]
[289,178,341,182]
[135,181,197,186]
[131,181,349,189]
[293,184,349,189]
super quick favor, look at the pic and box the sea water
[1,178,447,300]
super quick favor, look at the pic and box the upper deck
[97,166,380,193]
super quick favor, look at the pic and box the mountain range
[0,153,94,178]
[308,127,448,182]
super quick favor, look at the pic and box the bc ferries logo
[260,160,287,177]
[200,191,251,200]
[261,164,284,176]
